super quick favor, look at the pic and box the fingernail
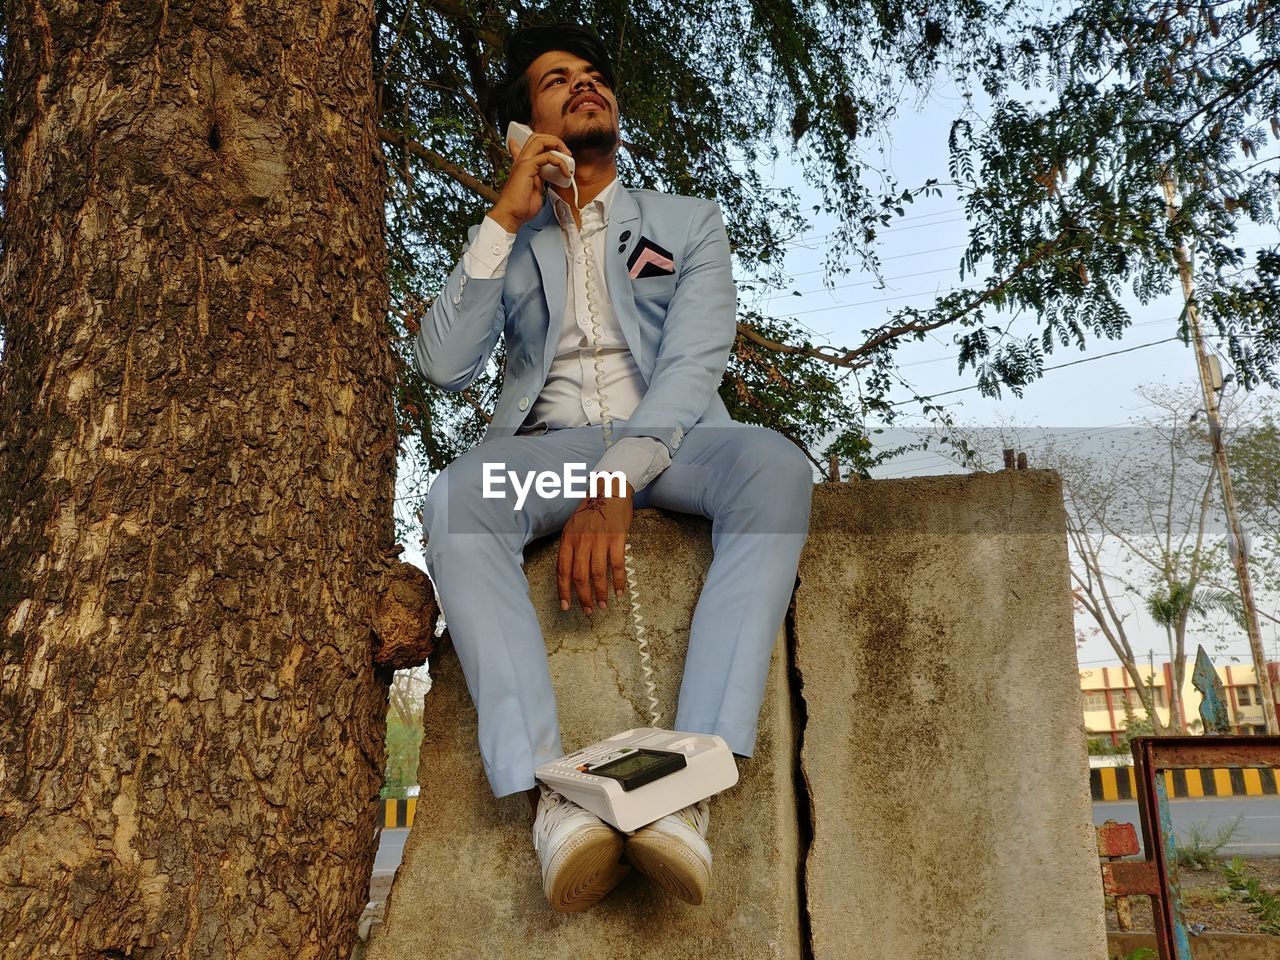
[561,600,569,611]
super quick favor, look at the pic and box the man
[415,22,813,912]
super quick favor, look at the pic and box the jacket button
[518,397,529,411]
[452,294,461,304]
[620,230,631,242]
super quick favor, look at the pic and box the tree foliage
[4,0,1278,481]
[945,0,1280,399]
[368,0,1016,484]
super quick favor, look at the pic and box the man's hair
[492,23,617,134]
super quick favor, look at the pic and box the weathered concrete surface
[795,472,1106,959]
[367,510,802,960]
[1109,932,1280,959]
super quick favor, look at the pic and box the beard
[562,115,618,155]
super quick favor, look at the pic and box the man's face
[524,49,620,159]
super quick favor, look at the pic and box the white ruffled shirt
[461,178,672,492]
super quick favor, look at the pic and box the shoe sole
[544,823,629,912]
[624,831,710,905]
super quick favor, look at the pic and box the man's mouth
[570,95,607,114]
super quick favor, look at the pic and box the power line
[887,337,1184,407]
[747,243,971,287]
[778,207,967,246]
[772,264,958,300]
[787,284,967,317]
[754,241,1278,304]
[782,216,970,250]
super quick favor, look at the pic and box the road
[375,828,410,874]
[1093,795,1280,856]
[372,797,1280,874]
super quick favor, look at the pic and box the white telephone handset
[505,121,576,189]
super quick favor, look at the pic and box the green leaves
[369,0,1280,477]
[1223,856,1280,935]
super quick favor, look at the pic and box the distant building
[1079,660,1278,744]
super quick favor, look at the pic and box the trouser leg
[636,423,814,755]
[422,426,604,797]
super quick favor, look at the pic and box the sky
[395,73,1280,677]
[743,77,1280,673]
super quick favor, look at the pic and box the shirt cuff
[462,215,517,279]
[592,437,673,494]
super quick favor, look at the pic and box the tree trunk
[1159,625,1182,733]
[0,2,406,956]
[1170,619,1190,733]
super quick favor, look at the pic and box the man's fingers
[610,537,626,599]
[590,543,609,611]
[520,149,572,180]
[572,543,594,614]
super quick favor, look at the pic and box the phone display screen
[589,749,686,791]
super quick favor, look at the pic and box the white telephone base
[535,728,738,832]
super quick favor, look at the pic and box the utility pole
[1161,174,1278,735]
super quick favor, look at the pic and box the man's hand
[557,483,634,615]
[488,131,574,233]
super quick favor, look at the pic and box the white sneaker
[624,798,712,904]
[532,784,628,912]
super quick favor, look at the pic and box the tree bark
[0,2,410,956]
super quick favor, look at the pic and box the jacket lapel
[528,195,566,384]
[604,186,646,377]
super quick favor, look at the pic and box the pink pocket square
[627,237,676,279]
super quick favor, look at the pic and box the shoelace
[532,787,586,853]
[671,798,711,837]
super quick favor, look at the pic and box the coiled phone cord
[574,180,662,728]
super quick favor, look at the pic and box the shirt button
[492,245,501,255]
[518,397,529,411]
[575,255,584,264]
[452,294,461,304]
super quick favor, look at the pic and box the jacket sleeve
[413,220,510,392]
[611,199,737,456]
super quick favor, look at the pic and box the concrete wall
[794,473,1105,959]
[368,473,1106,959]
[368,510,803,960]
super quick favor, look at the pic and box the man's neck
[551,159,618,228]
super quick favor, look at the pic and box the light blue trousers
[421,420,813,798]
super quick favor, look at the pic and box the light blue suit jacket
[414,184,737,457]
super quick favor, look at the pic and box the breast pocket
[631,274,678,301]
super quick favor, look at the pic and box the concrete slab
[367,510,801,960]
[795,473,1107,960]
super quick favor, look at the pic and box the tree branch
[741,228,1073,371]
[379,128,499,203]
